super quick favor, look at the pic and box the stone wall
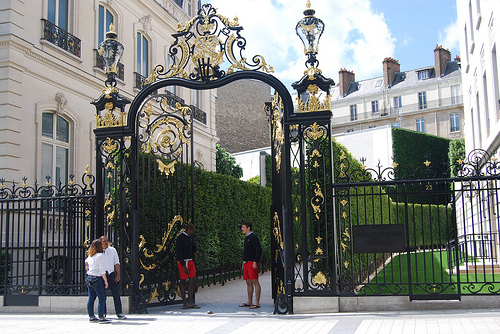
[215,80,272,153]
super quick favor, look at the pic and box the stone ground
[2,272,500,333]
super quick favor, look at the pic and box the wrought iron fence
[0,174,95,303]
[41,19,81,58]
[327,149,500,299]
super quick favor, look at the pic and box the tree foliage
[448,138,466,177]
[216,144,243,179]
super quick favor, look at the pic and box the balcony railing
[191,105,207,124]
[332,95,463,125]
[94,50,124,81]
[41,19,81,58]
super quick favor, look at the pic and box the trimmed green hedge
[392,128,451,178]
[192,167,271,271]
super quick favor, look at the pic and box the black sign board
[352,224,406,253]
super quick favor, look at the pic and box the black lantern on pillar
[291,1,333,118]
[98,23,124,86]
[92,23,130,128]
[295,0,325,68]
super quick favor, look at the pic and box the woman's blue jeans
[86,276,106,318]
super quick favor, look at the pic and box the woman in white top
[85,239,109,323]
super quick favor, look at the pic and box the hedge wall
[192,167,272,271]
[392,128,451,178]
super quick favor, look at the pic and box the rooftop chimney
[434,45,451,77]
[383,57,400,87]
[338,68,355,97]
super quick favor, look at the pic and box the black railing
[197,259,270,288]
[0,175,95,300]
[165,90,185,108]
[94,49,124,81]
[41,19,81,58]
[191,105,207,124]
[446,233,498,268]
[333,95,463,125]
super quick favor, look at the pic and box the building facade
[457,0,500,154]
[0,0,217,184]
[455,0,500,265]
[328,47,464,143]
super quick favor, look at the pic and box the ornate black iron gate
[93,4,294,313]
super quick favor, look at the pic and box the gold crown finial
[306,0,311,9]
[109,23,115,32]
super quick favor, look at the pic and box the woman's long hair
[88,239,103,257]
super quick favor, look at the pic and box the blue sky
[200,0,459,90]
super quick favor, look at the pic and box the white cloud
[439,19,459,54]
[200,0,396,89]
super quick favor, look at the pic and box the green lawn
[359,251,500,295]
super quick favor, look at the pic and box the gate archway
[93,4,297,314]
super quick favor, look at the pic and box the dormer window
[418,69,430,80]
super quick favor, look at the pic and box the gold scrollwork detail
[102,137,118,154]
[310,182,324,219]
[311,149,322,158]
[139,274,145,288]
[271,93,284,173]
[273,212,283,251]
[154,215,183,253]
[312,271,327,285]
[305,122,325,140]
[140,258,156,271]
[192,34,224,70]
[343,227,351,242]
[157,159,177,178]
[315,247,324,255]
[148,288,158,303]
[296,84,331,113]
[278,280,285,295]
[142,116,189,155]
[104,193,115,225]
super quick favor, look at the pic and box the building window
[346,129,354,133]
[416,118,425,132]
[451,85,461,105]
[98,5,114,45]
[391,122,400,128]
[418,92,427,109]
[450,113,460,132]
[418,70,430,80]
[371,100,379,113]
[187,0,193,16]
[394,96,402,112]
[136,32,149,77]
[368,126,376,129]
[48,0,69,31]
[350,105,357,121]
[41,113,70,185]
[192,90,199,108]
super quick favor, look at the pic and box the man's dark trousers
[104,272,123,315]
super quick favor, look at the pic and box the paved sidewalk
[2,272,500,333]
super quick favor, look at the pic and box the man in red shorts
[240,222,262,309]
[176,223,200,309]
